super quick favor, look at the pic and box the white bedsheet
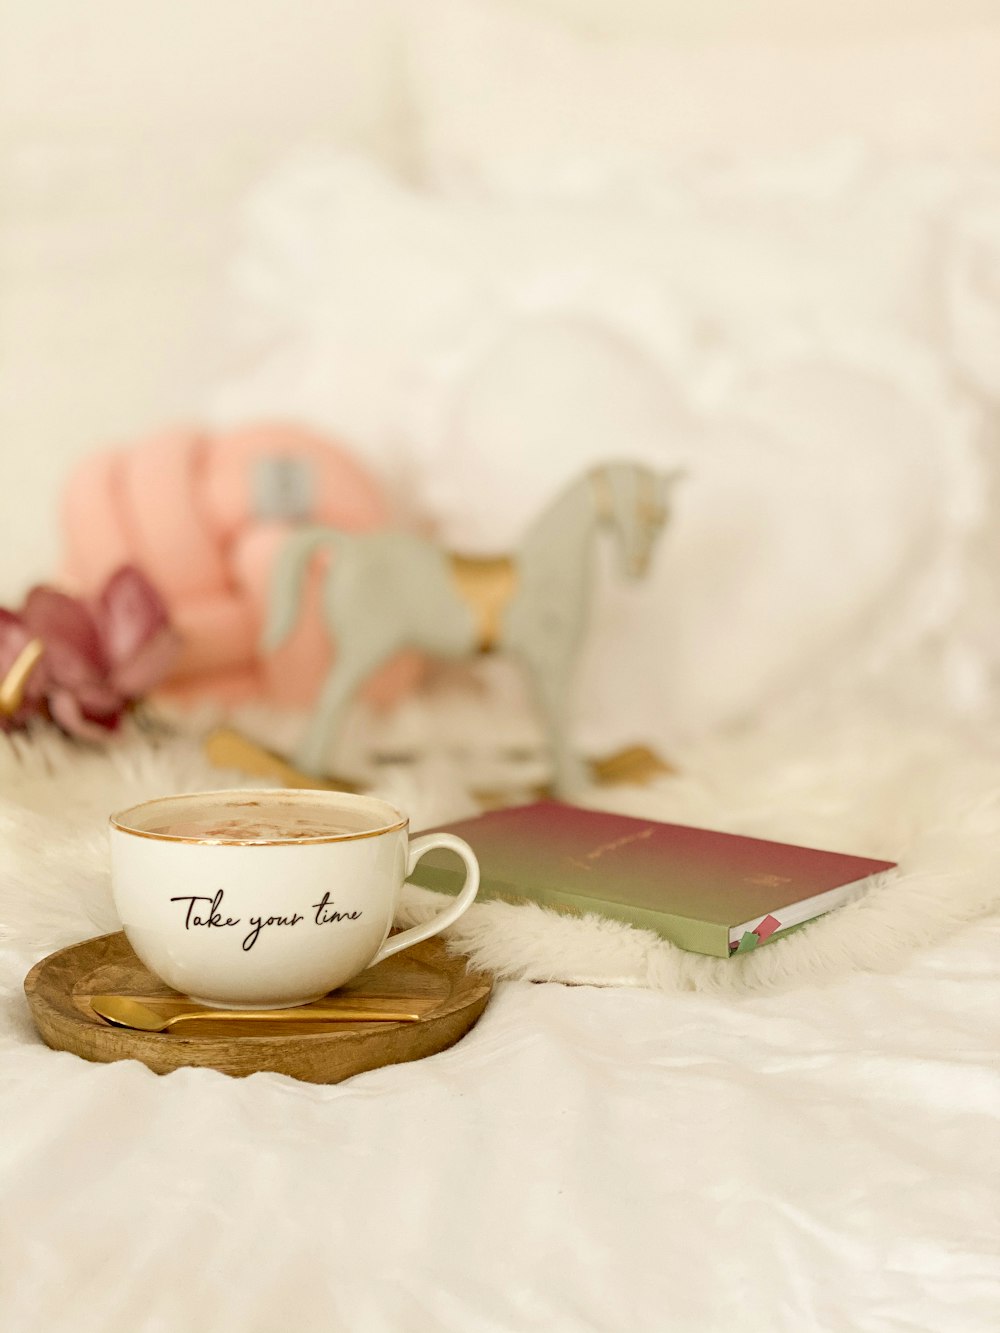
[3,913,997,1332]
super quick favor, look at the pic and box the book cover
[408,801,896,957]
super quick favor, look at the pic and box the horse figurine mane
[264,460,682,795]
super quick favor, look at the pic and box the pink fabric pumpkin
[61,423,422,709]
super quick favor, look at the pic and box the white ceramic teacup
[109,788,479,1009]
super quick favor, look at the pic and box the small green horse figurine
[264,461,681,796]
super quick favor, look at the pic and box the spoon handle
[165,1006,421,1027]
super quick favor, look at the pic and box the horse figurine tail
[261,526,339,652]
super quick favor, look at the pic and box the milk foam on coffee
[140,796,383,842]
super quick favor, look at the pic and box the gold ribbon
[0,639,44,717]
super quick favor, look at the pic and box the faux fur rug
[2,690,999,997]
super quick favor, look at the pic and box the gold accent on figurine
[588,744,674,786]
[203,726,362,793]
[447,553,518,654]
[0,638,44,717]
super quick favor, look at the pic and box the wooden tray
[24,931,493,1084]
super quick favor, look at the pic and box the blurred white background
[0,0,403,597]
[2,0,999,751]
[2,0,998,596]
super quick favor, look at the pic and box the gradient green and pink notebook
[409,801,896,957]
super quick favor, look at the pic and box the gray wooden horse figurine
[263,461,682,795]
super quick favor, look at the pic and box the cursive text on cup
[169,888,363,952]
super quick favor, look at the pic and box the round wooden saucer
[25,931,493,1084]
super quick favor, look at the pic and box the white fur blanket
[3,687,998,997]
[3,694,998,1331]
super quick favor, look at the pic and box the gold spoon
[91,994,421,1032]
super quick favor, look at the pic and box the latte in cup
[140,794,373,843]
[109,789,480,1009]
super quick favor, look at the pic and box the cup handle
[369,833,480,966]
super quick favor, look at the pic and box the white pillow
[211,152,979,747]
[218,143,995,410]
[215,151,696,483]
[407,0,1000,195]
[423,323,977,752]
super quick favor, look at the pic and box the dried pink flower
[0,566,180,739]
